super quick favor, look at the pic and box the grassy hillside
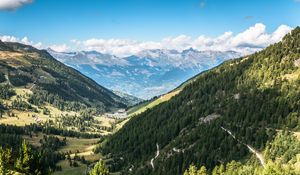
[0,41,129,132]
[127,90,181,117]
[0,123,107,174]
[100,27,300,175]
[0,41,126,112]
[0,41,129,174]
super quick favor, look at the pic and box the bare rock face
[294,58,300,67]
[199,113,221,124]
[234,93,240,100]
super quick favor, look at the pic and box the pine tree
[16,140,33,174]
[197,166,208,175]
[0,148,12,175]
[218,164,225,174]
[89,160,109,175]
[183,164,197,175]
[184,165,208,175]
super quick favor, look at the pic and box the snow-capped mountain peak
[47,48,129,67]
[48,48,242,99]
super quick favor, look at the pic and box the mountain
[113,90,144,107]
[99,28,300,175]
[0,41,126,114]
[48,48,242,99]
[0,41,132,175]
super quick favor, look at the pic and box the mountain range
[48,48,242,99]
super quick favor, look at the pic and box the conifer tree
[89,160,109,175]
[16,140,33,174]
[0,148,12,175]
[183,165,208,175]
[197,166,208,175]
[183,164,197,175]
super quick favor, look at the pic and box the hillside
[127,66,214,117]
[0,41,133,133]
[0,41,126,110]
[100,27,300,175]
[183,130,300,175]
[0,41,131,174]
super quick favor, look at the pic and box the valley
[0,0,299,175]
[1,28,300,174]
[48,49,241,99]
[1,26,300,174]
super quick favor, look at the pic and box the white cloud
[78,23,292,56]
[0,35,43,49]
[228,23,291,49]
[162,35,191,50]
[0,0,33,10]
[49,44,69,52]
[270,25,293,43]
[0,35,18,42]
[21,37,42,49]
[70,39,81,45]
[0,23,293,57]
[83,38,161,57]
[231,23,268,47]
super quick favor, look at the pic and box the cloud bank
[80,23,292,57]
[0,23,292,57]
[0,0,33,10]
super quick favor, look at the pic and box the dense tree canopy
[100,27,300,174]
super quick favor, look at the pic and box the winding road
[149,127,265,170]
[150,143,160,169]
[220,126,265,167]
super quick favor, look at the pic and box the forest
[99,27,300,174]
[0,123,105,174]
[183,131,300,175]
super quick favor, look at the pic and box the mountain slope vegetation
[0,41,126,113]
[183,130,300,175]
[0,41,130,174]
[100,27,300,175]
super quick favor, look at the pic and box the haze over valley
[48,48,241,99]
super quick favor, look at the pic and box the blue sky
[0,0,299,55]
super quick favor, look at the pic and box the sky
[0,0,299,56]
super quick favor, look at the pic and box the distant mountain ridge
[48,48,242,99]
[113,90,144,107]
